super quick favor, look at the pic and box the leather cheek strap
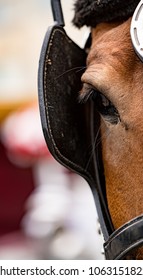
[104,215,143,259]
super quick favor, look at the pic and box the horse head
[38,0,143,259]
[75,2,143,259]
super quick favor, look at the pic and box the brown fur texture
[80,19,143,259]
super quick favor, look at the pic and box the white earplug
[131,0,143,62]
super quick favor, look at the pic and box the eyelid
[79,83,106,103]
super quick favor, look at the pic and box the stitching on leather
[43,27,93,181]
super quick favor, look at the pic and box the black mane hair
[73,0,140,28]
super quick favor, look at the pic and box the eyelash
[82,88,120,125]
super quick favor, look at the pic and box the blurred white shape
[49,228,86,260]
[66,174,105,260]
[22,183,71,238]
[33,157,70,187]
[1,105,47,154]
[0,104,49,166]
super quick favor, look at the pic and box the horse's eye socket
[91,89,120,124]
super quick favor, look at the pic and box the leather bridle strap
[51,0,65,27]
[104,215,143,259]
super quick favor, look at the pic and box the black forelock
[72,0,140,28]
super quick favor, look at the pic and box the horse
[78,14,143,260]
[38,0,143,259]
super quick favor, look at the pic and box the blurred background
[0,0,104,259]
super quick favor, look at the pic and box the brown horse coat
[80,19,143,259]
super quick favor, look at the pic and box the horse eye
[91,89,120,124]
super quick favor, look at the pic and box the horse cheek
[100,121,143,230]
